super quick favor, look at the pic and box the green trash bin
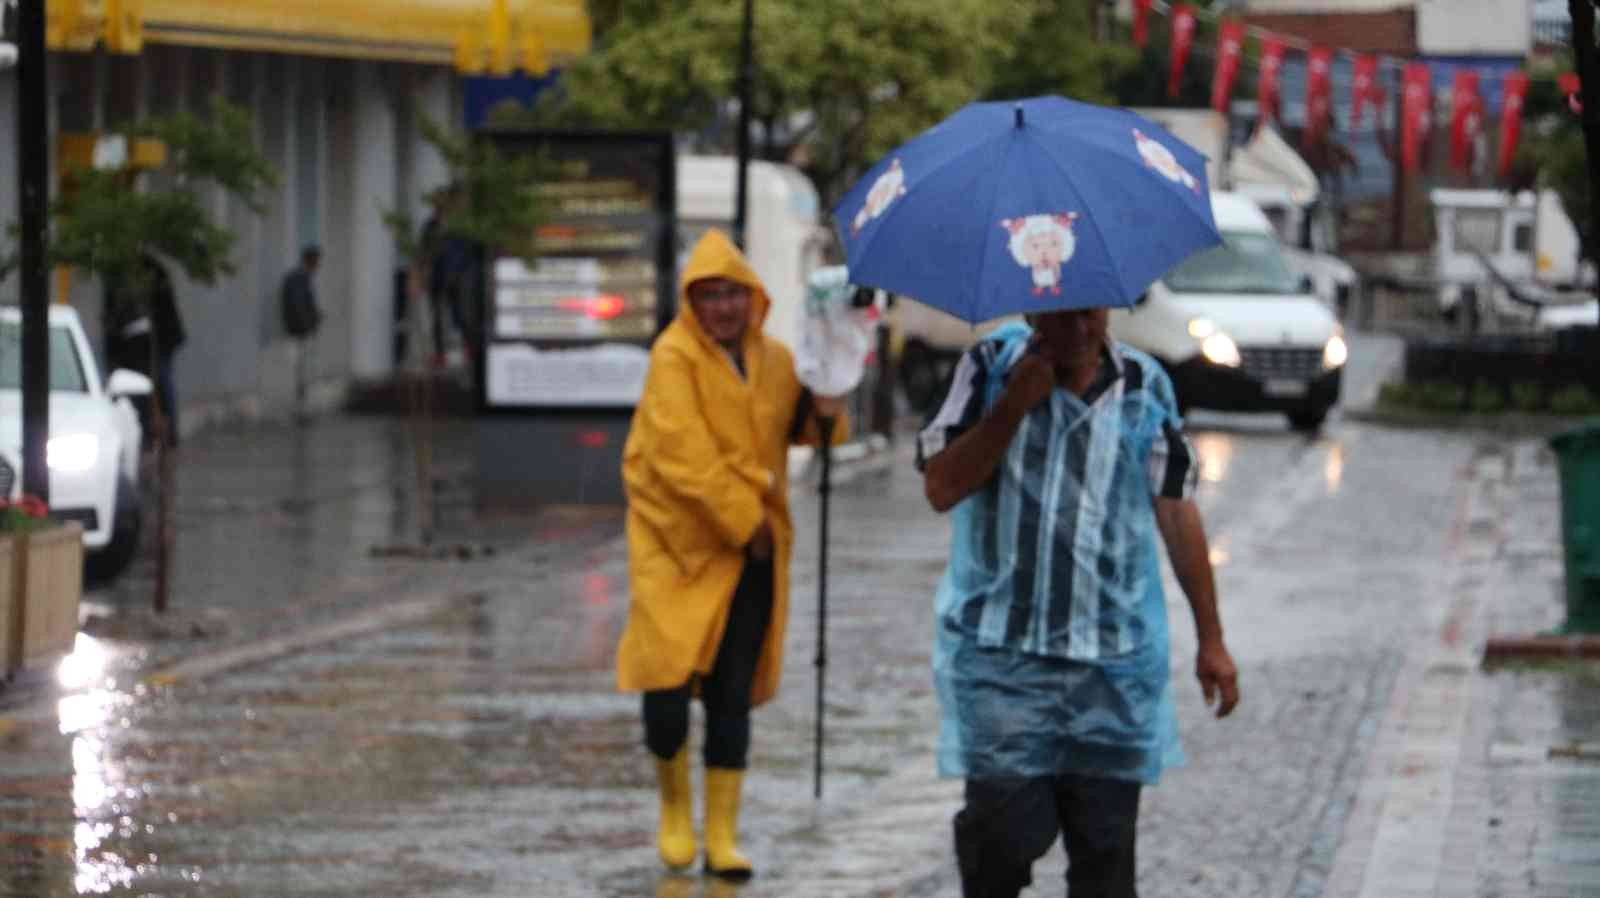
[1549,421,1600,634]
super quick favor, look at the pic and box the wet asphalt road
[0,335,1570,898]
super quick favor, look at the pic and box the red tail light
[557,294,626,320]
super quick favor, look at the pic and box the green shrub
[1470,381,1506,414]
[1378,381,1418,409]
[1510,381,1545,413]
[1550,385,1600,416]
[1419,382,1467,411]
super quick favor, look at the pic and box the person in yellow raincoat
[617,229,848,880]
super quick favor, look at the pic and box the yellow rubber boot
[654,748,697,869]
[703,767,754,880]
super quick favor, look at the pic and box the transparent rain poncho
[927,322,1184,785]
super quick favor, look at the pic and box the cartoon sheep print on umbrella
[1001,213,1078,296]
[834,96,1223,324]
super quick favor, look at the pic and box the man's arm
[1153,498,1240,718]
[923,394,1029,513]
[922,348,1055,513]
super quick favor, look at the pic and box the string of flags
[1131,0,1585,179]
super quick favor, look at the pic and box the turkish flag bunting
[1168,5,1198,100]
[1401,62,1431,174]
[1450,69,1482,174]
[1351,55,1380,128]
[1499,70,1530,179]
[1211,21,1246,115]
[1304,47,1334,149]
[1133,0,1153,49]
[1257,36,1286,125]
[1559,72,1584,114]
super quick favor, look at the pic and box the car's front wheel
[86,475,142,583]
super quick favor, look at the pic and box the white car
[0,306,149,579]
[1110,192,1347,432]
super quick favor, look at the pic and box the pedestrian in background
[420,188,477,369]
[105,253,186,447]
[918,308,1240,898]
[615,229,847,880]
[280,245,323,416]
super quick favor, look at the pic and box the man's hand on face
[749,521,775,561]
[1196,640,1240,718]
[1001,337,1058,414]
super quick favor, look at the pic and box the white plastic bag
[796,266,875,397]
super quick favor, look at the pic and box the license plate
[1264,378,1308,398]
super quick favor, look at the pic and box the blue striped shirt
[917,328,1196,662]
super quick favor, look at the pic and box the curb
[0,590,486,727]
[1344,405,1592,436]
[1483,633,1600,661]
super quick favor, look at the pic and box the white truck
[1430,188,1597,330]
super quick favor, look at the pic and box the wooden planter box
[0,536,16,674]
[1,523,85,675]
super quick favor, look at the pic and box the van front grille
[1239,347,1324,380]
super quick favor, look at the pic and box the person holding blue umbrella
[836,97,1241,898]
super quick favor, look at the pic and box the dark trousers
[954,775,1142,898]
[643,556,774,769]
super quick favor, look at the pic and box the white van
[1109,192,1347,432]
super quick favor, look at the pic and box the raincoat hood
[678,229,771,349]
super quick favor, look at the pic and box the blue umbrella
[834,96,1223,323]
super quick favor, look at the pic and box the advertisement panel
[478,130,676,410]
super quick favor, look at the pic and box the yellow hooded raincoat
[616,229,846,708]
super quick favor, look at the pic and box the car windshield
[1162,231,1302,295]
[0,322,90,392]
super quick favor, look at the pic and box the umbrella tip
[1015,105,1025,128]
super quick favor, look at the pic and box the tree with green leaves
[382,117,547,548]
[501,0,1132,209]
[1,98,278,610]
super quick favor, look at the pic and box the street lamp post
[17,0,50,503]
[732,0,754,251]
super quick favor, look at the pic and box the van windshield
[1162,231,1302,295]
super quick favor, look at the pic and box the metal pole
[1389,67,1406,252]
[18,0,50,502]
[732,0,754,250]
[1568,0,1600,324]
[814,415,834,800]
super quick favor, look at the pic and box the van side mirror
[1133,291,1149,308]
[1298,276,1315,295]
[107,369,154,398]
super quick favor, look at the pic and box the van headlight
[1323,332,1349,370]
[47,434,100,473]
[1202,333,1242,368]
[1189,319,1241,368]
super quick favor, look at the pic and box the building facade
[1,1,589,436]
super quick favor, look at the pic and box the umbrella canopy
[834,96,1223,324]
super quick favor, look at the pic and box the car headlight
[1200,331,1242,368]
[47,434,100,473]
[1187,318,1218,339]
[1323,332,1349,370]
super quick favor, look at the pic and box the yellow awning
[48,0,591,75]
